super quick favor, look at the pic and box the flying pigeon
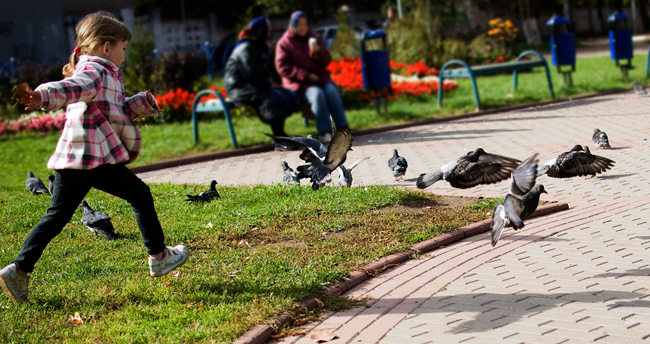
[491,154,546,246]
[297,127,353,190]
[417,149,521,189]
[537,145,615,178]
[281,161,300,185]
[388,149,408,180]
[80,200,118,240]
[265,133,328,159]
[185,180,221,202]
[592,128,611,149]
[634,80,646,95]
[338,157,369,187]
[48,175,56,196]
[25,171,50,195]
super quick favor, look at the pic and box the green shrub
[123,21,156,95]
[154,49,207,93]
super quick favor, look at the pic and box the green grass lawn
[0,132,494,342]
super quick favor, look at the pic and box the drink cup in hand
[309,37,319,53]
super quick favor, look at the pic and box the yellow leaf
[314,297,325,308]
[309,332,338,342]
[69,312,83,324]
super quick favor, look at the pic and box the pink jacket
[275,29,333,93]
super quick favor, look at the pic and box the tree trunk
[596,0,607,33]
[588,1,595,35]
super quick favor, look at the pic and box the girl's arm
[34,66,103,110]
[124,90,161,121]
[275,40,310,81]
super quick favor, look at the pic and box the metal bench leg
[646,47,650,78]
[437,75,445,107]
[543,63,555,98]
[304,118,308,127]
[469,75,480,111]
[223,105,238,149]
[192,109,199,144]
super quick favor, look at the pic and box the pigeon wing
[347,157,369,171]
[491,204,509,247]
[450,161,513,189]
[510,153,539,197]
[90,220,118,240]
[323,127,353,171]
[266,133,328,157]
[503,194,525,229]
[553,151,615,178]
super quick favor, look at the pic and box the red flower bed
[155,86,227,113]
[328,57,455,102]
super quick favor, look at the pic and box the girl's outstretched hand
[145,90,156,107]
[24,91,42,111]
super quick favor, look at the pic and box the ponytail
[62,49,80,78]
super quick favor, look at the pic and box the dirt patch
[376,195,484,215]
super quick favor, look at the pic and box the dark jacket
[224,41,271,103]
[275,29,333,93]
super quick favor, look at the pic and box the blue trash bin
[361,29,392,113]
[547,15,576,86]
[608,11,633,72]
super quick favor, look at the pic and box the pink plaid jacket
[36,56,160,170]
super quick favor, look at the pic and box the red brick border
[232,202,569,344]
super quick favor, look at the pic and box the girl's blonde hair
[62,12,132,77]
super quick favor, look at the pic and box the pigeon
[281,161,300,185]
[48,175,56,196]
[297,127,354,190]
[185,180,221,202]
[338,157,370,187]
[634,80,646,95]
[417,149,521,189]
[537,145,615,178]
[388,149,408,180]
[491,154,546,246]
[25,171,50,195]
[265,133,328,158]
[592,128,611,149]
[80,200,118,240]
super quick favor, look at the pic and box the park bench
[191,90,313,149]
[437,50,555,111]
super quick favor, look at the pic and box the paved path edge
[130,89,626,175]
[231,202,569,344]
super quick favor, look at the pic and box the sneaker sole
[150,252,190,277]
[0,274,21,304]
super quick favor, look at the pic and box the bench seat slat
[442,60,546,77]
[195,99,236,112]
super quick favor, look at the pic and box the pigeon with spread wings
[491,154,546,246]
[417,149,521,189]
[338,157,369,187]
[297,127,353,190]
[265,133,328,158]
[537,145,614,178]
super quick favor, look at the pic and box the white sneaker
[148,245,189,277]
[0,263,30,303]
[318,132,332,145]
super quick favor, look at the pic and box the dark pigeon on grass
[48,175,56,196]
[281,161,300,185]
[81,200,118,240]
[537,145,615,178]
[25,171,50,195]
[491,154,546,246]
[265,133,328,158]
[338,157,369,187]
[297,127,353,190]
[388,149,408,180]
[634,80,646,95]
[417,149,521,190]
[592,128,611,149]
[185,180,221,202]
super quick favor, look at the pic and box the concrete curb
[232,201,570,344]
[130,90,626,174]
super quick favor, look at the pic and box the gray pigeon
[537,145,615,178]
[265,133,328,158]
[592,128,611,149]
[297,127,353,191]
[26,171,50,195]
[48,175,56,196]
[388,149,408,180]
[281,161,300,185]
[634,80,646,95]
[185,180,221,202]
[417,149,521,189]
[338,157,369,187]
[81,200,118,240]
[491,154,546,246]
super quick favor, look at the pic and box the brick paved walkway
[138,92,650,343]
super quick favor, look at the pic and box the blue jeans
[271,88,302,116]
[305,82,349,133]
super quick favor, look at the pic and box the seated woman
[225,17,301,151]
[275,11,349,144]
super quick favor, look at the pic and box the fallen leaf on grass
[173,271,180,277]
[294,318,308,326]
[314,298,324,308]
[309,332,338,342]
[271,332,287,339]
[69,312,83,324]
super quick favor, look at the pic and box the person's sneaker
[149,245,189,277]
[318,131,332,145]
[273,139,301,152]
[0,263,30,304]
